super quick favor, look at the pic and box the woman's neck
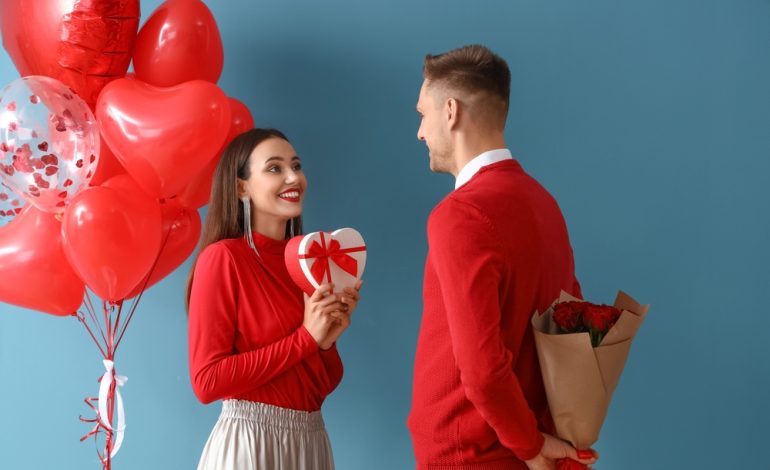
[252,213,287,240]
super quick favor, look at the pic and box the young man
[408,45,597,470]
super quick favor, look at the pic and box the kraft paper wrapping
[531,291,648,449]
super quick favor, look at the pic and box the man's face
[416,80,453,174]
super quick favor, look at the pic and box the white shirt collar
[454,148,513,189]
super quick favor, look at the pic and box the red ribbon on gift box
[299,231,366,284]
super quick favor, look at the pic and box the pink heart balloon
[0,205,85,315]
[96,78,231,198]
[0,0,140,107]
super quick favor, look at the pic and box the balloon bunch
[0,1,254,468]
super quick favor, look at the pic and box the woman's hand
[303,283,345,346]
[339,280,363,316]
[318,280,363,350]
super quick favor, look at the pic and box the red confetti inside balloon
[0,76,99,213]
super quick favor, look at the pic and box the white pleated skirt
[196,400,335,470]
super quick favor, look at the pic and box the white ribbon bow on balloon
[98,359,127,458]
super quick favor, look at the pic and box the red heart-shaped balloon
[96,78,231,198]
[89,136,126,187]
[0,205,85,315]
[127,198,201,298]
[133,0,223,87]
[178,97,255,209]
[61,174,162,302]
[0,0,140,107]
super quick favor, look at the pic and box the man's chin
[428,157,448,174]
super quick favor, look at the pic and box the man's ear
[446,97,460,130]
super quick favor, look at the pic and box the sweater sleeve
[188,243,319,404]
[319,344,344,395]
[427,199,544,461]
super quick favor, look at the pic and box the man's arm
[428,198,543,461]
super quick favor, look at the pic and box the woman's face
[238,137,307,221]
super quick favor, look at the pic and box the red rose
[584,304,621,332]
[582,304,622,346]
[553,301,585,332]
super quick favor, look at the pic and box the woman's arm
[319,344,344,394]
[188,243,318,404]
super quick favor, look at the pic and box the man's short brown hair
[423,44,511,120]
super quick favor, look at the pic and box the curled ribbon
[300,232,365,284]
[98,359,127,458]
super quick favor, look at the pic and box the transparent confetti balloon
[0,182,24,227]
[0,75,99,213]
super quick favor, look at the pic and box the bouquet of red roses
[531,291,648,469]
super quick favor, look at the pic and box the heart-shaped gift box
[284,228,366,295]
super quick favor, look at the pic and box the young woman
[187,128,361,470]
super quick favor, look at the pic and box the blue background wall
[1,0,769,468]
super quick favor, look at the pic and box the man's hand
[525,433,598,470]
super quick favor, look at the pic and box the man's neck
[452,134,506,177]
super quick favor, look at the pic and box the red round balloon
[61,174,162,301]
[0,0,140,106]
[178,97,254,208]
[128,198,201,298]
[133,0,224,87]
[96,78,231,198]
[0,206,84,315]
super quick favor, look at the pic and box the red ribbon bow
[300,232,365,285]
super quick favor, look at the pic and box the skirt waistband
[220,400,326,432]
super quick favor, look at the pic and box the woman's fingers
[321,303,346,316]
[327,310,350,323]
[342,287,360,302]
[317,294,341,310]
[310,283,334,302]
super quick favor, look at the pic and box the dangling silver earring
[241,196,260,257]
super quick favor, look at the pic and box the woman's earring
[241,195,260,257]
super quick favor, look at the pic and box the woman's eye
[293,164,303,171]
[268,166,280,173]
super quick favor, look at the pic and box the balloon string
[75,209,174,469]
[75,311,107,359]
[114,221,171,351]
[104,301,114,357]
[79,394,115,468]
[83,291,108,353]
[111,300,123,357]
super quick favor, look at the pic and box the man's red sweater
[408,159,581,469]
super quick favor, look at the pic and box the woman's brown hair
[185,128,303,309]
